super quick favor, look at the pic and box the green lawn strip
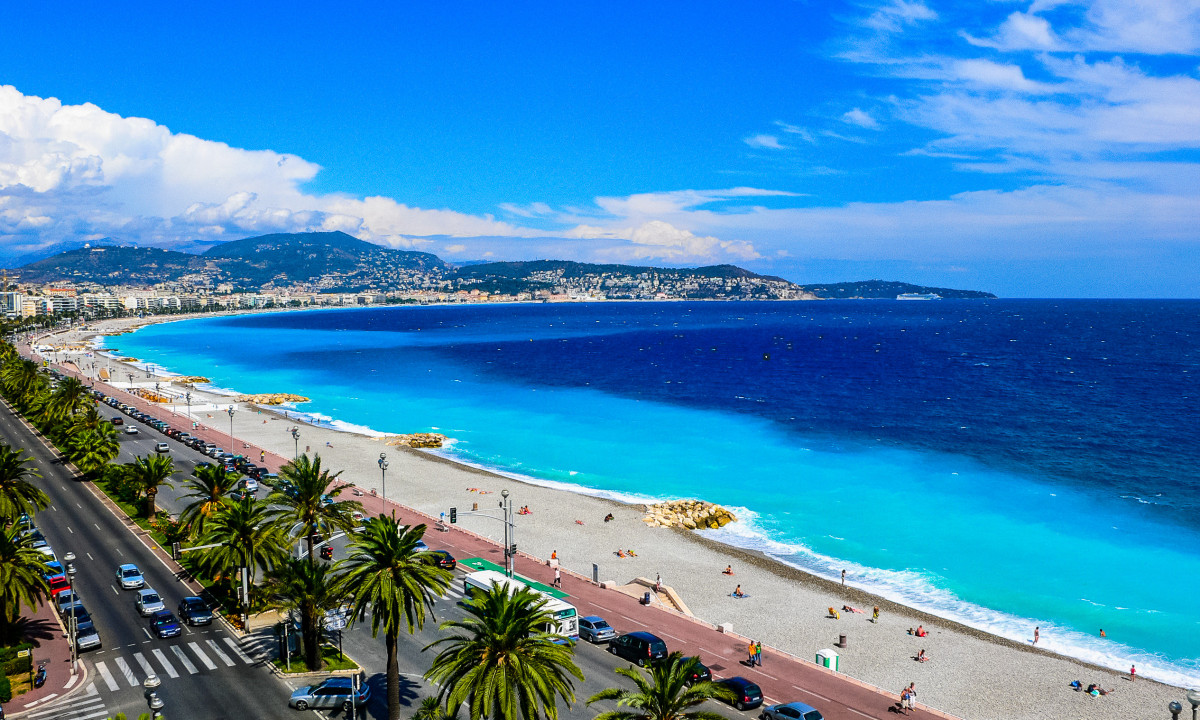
[271,644,358,673]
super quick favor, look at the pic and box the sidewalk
[7,598,87,716]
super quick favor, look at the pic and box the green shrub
[0,673,12,703]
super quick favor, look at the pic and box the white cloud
[569,220,761,263]
[0,85,528,254]
[744,134,788,150]
[862,0,938,33]
[841,108,881,129]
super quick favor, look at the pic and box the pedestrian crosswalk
[91,636,261,693]
[25,681,109,720]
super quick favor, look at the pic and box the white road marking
[51,505,57,512]
[152,648,179,678]
[171,645,199,674]
[206,638,235,666]
[113,656,138,687]
[142,628,153,640]
[222,637,254,664]
[76,502,82,509]
[110,585,118,595]
[86,552,93,561]
[133,652,155,679]
[115,548,123,556]
[67,526,73,534]
[94,660,120,692]
[188,641,218,670]
[93,524,101,531]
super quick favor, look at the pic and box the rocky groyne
[236,393,310,405]
[642,499,736,530]
[385,433,447,448]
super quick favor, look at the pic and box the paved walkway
[7,573,89,715]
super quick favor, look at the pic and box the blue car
[761,702,825,720]
[149,610,182,638]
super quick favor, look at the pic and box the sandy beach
[35,314,1190,720]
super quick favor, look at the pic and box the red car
[48,576,72,597]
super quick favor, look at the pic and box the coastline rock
[172,376,211,384]
[385,433,447,449]
[236,393,310,405]
[642,499,736,531]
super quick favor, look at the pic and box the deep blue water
[109,300,1200,684]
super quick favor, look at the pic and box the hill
[797,280,996,300]
[17,246,215,285]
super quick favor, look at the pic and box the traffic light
[449,507,457,524]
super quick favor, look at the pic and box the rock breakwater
[385,433,447,448]
[236,393,310,405]
[642,499,736,530]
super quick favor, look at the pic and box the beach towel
[730,593,751,599]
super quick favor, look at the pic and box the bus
[462,570,579,643]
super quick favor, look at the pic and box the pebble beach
[36,314,1190,720]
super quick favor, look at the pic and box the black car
[717,677,763,711]
[608,631,668,667]
[682,656,711,685]
[111,416,123,425]
[429,550,457,570]
[178,596,213,625]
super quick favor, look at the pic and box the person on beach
[723,565,734,575]
[1100,628,1106,637]
[733,584,744,598]
[872,606,880,623]
[916,649,927,662]
[841,569,846,585]
[551,550,557,560]
[1034,626,1039,644]
[603,513,614,522]
[655,573,662,593]
[1130,664,1136,681]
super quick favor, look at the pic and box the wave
[698,513,1200,687]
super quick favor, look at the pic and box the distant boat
[896,292,942,300]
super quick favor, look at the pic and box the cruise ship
[896,292,942,300]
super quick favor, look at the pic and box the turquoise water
[107,302,1200,686]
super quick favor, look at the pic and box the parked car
[177,596,213,626]
[154,442,170,453]
[62,604,92,630]
[240,477,259,493]
[194,461,212,470]
[608,631,668,666]
[48,576,73,597]
[229,488,255,502]
[56,590,83,615]
[135,588,166,616]
[761,702,825,720]
[682,656,712,685]
[288,676,370,711]
[149,610,182,638]
[579,616,617,643]
[717,677,763,711]
[124,426,139,435]
[116,563,145,589]
[75,623,102,651]
[429,549,457,570]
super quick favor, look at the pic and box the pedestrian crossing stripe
[171,644,199,674]
[152,648,179,678]
[133,652,155,679]
[25,682,108,720]
[95,659,120,692]
[91,636,261,693]
[206,638,235,666]
[188,640,218,670]
[113,656,137,687]
[223,636,255,663]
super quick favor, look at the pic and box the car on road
[56,590,83,615]
[761,701,825,720]
[229,488,255,502]
[110,416,123,425]
[62,604,93,630]
[578,615,617,643]
[240,476,259,493]
[717,677,763,711]
[124,426,139,435]
[178,596,213,626]
[194,461,212,470]
[608,631,668,666]
[682,656,712,685]
[43,560,64,579]
[48,576,72,597]
[149,610,183,638]
[135,588,166,616]
[429,549,457,570]
[154,442,170,453]
[116,563,145,589]
[288,676,370,711]
[75,623,102,651]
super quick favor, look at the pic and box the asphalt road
[0,399,294,720]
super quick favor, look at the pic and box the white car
[154,442,170,453]
[135,588,166,616]
[124,426,139,435]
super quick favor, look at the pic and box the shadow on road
[338,672,422,720]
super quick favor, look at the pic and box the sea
[105,299,1200,686]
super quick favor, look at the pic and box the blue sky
[0,1,1198,297]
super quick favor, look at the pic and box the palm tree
[587,653,735,720]
[179,464,240,537]
[424,583,583,720]
[412,695,459,720]
[46,376,91,424]
[66,421,120,478]
[273,454,361,563]
[1,358,47,410]
[342,519,453,720]
[0,445,48,522]
[0,526,50,642]
[196,498,288,607]
[265,556,346,672]
[124,454,175,517]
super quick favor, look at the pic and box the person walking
[755,640,763,666]
[655,573,662,593]
[748,641,757,667]
[553,565,561,588]
[898,687,910,715]
[1034,626,1040,644]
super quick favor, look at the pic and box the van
[608,631,668,667]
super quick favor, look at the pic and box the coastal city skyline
[2,2,1199,298]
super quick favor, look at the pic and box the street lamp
[63,552,77,674]
[500,489,515,578]
[127,372,133,390]
[154,381,160,401]
[1186,689,1200,720]
[291,427,300,459]
[227,405,236,451]
[378,453,389,519]
[144,674,165,718]
[185,391,192,422]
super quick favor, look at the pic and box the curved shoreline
[39,313,1193,719]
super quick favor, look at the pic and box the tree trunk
[387,628,400,720]
[146,487,157,518]
[304,611,323,671]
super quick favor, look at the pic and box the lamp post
[63,552,77,674]
[291,427,300,459]
[227,405,236,452]
[500,489,514,578]
[185,391,192,422]
[154,381,160,401]
[144,673,165,719]
[127,372,133,390]
[1186,688,1200,720]
[378,453,389,519]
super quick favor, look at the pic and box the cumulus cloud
[567,220,760,263]
[0,85,527,255]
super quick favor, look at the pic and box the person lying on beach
[723,565,734,575]
[626,548,636,555]
[575,519,585,525]
[842,604,864,613]
[617,550,626,558]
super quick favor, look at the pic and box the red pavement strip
[50,353,957,720]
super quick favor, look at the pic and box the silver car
[75,623,102,651]
[578,615,617,643]
[135,588,166,616]
[116,563,145,589]
[56,590,83,615]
